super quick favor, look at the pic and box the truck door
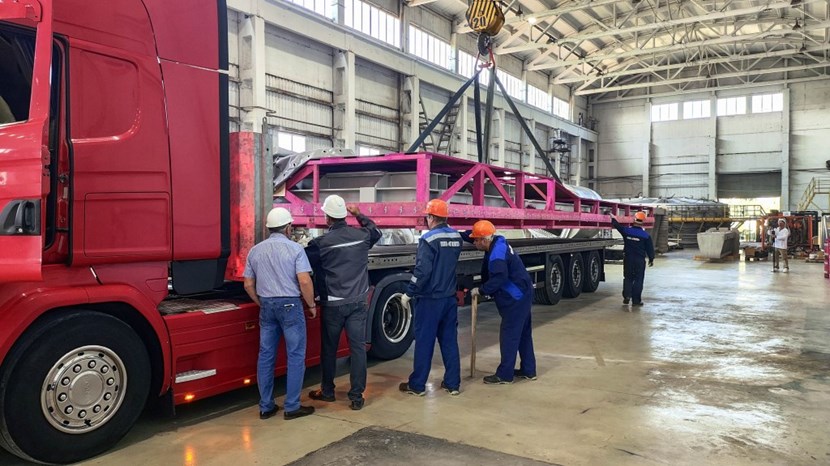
[0,1,53,281]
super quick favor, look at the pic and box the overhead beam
[555,44,830,84]
[528,20,830,70]
[581,62,830,96]
[455,0,621,34]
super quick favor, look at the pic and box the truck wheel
[582,250,602,293]
[535,254,564,305]
[563,253,584,298]
[367,281,414,360]
[0,311,150,464]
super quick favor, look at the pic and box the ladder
[417,99,436,151]
[418,98,460,154]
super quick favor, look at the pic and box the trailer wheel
[534,254,564,305]
[582,251,602,293]
[368,281,414,360]
[0,311,150,464]
[563,253,584,298]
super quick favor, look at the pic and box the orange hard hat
[634,211,647,222]
[424,199,449,217]
[470,220,496,238]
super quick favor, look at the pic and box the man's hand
[400,294,412,311]
[648,260,654,267]
[470,287,481,298]
[347,205,361,216]
[304,301,317,319]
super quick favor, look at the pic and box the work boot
[283,406,315,420]
[349,399,364,410]
[440,381,460,396]
[483,374,513,385]
[308,389,335,402]
[259,405,279,420]
[398,382,425,396]
[633,301,644,306]
[623,297,630,304]
[513,369,537,381]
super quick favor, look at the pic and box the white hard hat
[266,207,293,228]
[321,195,347,219]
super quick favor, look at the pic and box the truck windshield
[0,24,35,125]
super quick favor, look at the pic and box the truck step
[175,369,218,383]
[159,298,241,315]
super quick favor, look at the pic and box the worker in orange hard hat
[399,198,463,396]
[610,211,655,307]
[462,220,536,385]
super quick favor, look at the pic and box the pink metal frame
[278,152,655,230]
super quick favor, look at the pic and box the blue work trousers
[495,293,536,381]
[257,297,307,413]
[320,302,368,401]
[622,258,647,304]
[408,296,461,391]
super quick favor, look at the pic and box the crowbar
[470,294,479,378]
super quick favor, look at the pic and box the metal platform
[277,152,653,230]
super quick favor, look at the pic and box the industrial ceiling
[411,0,830,101]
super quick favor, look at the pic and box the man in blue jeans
[244,207,317,420]
[399,199,463,396]
[305,196,382,410]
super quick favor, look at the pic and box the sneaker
[483,374,513,385]
[349,399,364,410]
[440,381,460,396]
[398,382,425,396]
[783,268,789,273]
[259,406,279,420]
[623,298,630,304]
[513,369,537,381]
[308,389,336,402]
[283,405,315,420]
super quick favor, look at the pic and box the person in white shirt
[771,218,790,272]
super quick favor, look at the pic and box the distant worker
[771,218,790,272]
[244,207,317,421]
[399,199,463,396]
[465,220,536,385]
[610,211,655,306]
[306,195,382,411]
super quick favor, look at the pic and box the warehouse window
[356,145,381,155]
[716,96,746,116]
[751,93,783,113]
[527,85,551,112]
[683,100,710,119]
[457,50,492,85]
[496,70,524,101]
[345,0,400,48]
[408,27,452,70]
[286,0,334,19]
[277,132,306,153]
[651,103,678,122]
[553,97,570,120]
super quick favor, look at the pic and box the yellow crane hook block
[466,0,505,36]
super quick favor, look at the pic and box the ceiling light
[547,37,557,44]
[799,43,808,52]
[792,19,802,30]
[517,6,524,16]
[528,17,537,24]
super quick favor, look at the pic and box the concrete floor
[2,251,829,465]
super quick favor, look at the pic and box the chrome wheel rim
[550,264,562,293]
[382,293,412,343]
[41,345,127,434]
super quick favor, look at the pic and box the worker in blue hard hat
[610,211,655,307]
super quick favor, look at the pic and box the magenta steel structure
[277,152,654,230]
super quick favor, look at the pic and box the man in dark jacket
[611,211,655,306]
[466,220,536,385]
[306,195,381,410]
[399,199,463,396]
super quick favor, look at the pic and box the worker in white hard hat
[771,218,790,272]
[305,195,381,411]
[243,207,317,421]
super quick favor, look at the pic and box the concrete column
[782,88,791,209]
[574,137,583,186]
[521,118,535,172]
[239,14,267,133]
[459,94,469,160]
[334,0,345,24]
[402,75,420,149]
[333,50,356,149]
[708,95,718,200]
[643,101,652,197]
